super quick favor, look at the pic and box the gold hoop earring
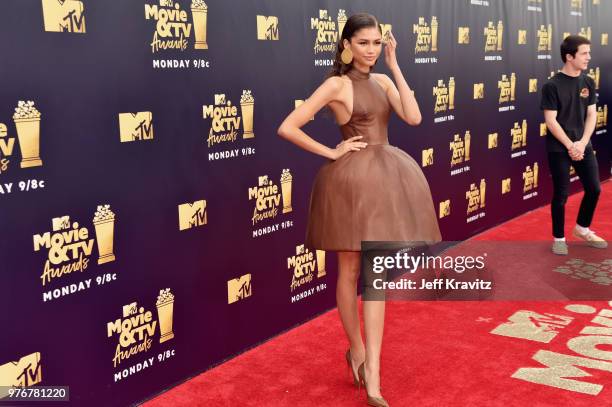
[341,47,353,64]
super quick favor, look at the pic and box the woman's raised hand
[384,30,399,71]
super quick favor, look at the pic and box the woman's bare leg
[363,298,385,397]
[337,251,365,374]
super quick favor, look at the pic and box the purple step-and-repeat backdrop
[0,0,610,405]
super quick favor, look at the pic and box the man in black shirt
[540,35,606,255]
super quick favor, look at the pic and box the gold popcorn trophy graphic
[240,90,255,139]
[431,16,438,52]
[13,101,42,168]
[596,105,608,128]
[280,169,293,214]
[316,250,326,278]
[191,0,208,49]
[588,67,600,90]
[156,288,175,343]
[422,148,434,167]
[497,21,503,50]
[488,133,498,149]
[93,205,116,265]
[502,178,511,194]
[458,27,470,44]
[338,10,347,37]
[473,83,484,99]
[480,179,486,208]
[439,200,451,218]
[448,77,455,109]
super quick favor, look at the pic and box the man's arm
[543,110,574,149]
[544,110,583,160]
[580,104,597,145]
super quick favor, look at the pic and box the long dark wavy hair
[327,13,381,78]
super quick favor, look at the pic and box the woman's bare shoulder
[371,73,391,91]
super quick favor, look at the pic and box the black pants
[547,150,601,238]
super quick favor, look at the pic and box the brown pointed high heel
[357,362,389,407]
[345,349,360,386]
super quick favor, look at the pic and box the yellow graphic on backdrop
[228,274,252,304]
[257,15,279,40]
[0,353,42,397]
[414,17,438,53]
[42,0,86,33]
[178,200,207,231]
[119,112,154,142]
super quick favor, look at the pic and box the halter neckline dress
[305,68,442,251]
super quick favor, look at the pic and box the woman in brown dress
[278,13,441,407]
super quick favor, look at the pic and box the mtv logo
[294,100,314,121]
[490,311,573,343]
[439,200,451,218]
[258,175,269,186]
[227,273,252,304]
[458,27,470,44]
[41,0,86,33]
[488,133,498,149]
[122,302,137,317]
[518,30,527,45]
[319,10,328,19]
[296,244,305,255]
[178,200,207,231]
[257,16,279,40]
[214,94,226,105]
[473,83,484,99]
[160,0,174,6]
[119,112,154,142]
[422,148,434,167]
[540,123,547,137]
[0,352,42,392]
[529,79,538,93]
[380,24,393,44]
[502,178,511,194]
[52,216,70,231]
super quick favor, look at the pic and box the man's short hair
[560,35,591,63]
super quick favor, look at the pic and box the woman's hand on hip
[332,136,367,160]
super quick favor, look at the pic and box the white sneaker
[572,226,608,249]
[552,240,568,255]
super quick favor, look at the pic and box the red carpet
[143,180,611,407]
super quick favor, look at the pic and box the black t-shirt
[540,72,597,152]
